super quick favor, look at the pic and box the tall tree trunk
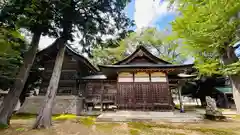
[229,75,240,113]
[33,38,66,129]
[0,31,41,125]
[222,46,240,114]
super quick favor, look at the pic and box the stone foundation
[18,96,83,115]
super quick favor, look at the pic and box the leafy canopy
[170,0,240,76]
[1,0,57,36]
[0,26,27,90]
[91,28,186,65]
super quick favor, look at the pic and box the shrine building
[20,45,195,114]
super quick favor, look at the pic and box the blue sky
[124,0,177,31]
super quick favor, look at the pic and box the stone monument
[205,96,224,120]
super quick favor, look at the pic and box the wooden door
[117,82,172,111]
[134,83,152,110]
[117,83,135,109]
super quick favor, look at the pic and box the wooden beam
[100,81,104,112]
[178,80,185,113]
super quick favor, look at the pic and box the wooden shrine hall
[81,46,194,111]
[36,44,195,113]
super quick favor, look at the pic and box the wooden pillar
[178,80,185,113]
[196,98,199,106]
[223,93,229,108]
[100,81,104,112]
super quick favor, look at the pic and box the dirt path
[1,118,240,135]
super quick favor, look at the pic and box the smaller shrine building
[82,46,194,111]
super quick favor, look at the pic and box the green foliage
[170,0,240,76]
[0,26,26,90]
[91,28,186,65]
[1,0,57,36]
[51,0,133,52]
[0,0,132,90]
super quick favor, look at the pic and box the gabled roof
[114,45,171,65]
[37,41,98,73]
[65,46,98,73]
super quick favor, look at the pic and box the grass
[0,123,8,129]
[127,122,236,135]
[231,115,240,119]
[78,116,96,126]
[11,113,36,120]
[129,128,140,135]
[11,113,78,121]
[95,123,120,131]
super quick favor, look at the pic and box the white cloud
[38,36,55,50]
[134,0,176,30]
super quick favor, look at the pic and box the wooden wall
[40,53,92,95]
[84,81,117,104]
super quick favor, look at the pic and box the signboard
[134,72,150,82]
[135,72,149,77]
[151,72,166,77]
[118,72,133,82]
[118,72,133,77]
[118,77,134,82]
[151,77,167,82]
[151,72,167,82]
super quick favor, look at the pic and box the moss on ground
[95,123,120,131]
[11,113,78,121]
[78,116,96,127]
[11,113,36,119]
[52,114,77,120]
[127,122,236,135]
[0,123,8,129]
[129,128,140,135]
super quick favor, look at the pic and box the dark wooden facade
[37,44,97,96]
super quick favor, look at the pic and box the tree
[91,28,186,65]
[0,0,58,125]
[169,0,240,113]
[33,0,132,129]
[0,26,26,90]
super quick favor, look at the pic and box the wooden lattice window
[86,82,102,95]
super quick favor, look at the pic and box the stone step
[96,117,203,123]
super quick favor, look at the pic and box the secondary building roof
[215,87,232,94]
